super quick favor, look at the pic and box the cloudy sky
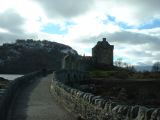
[0,0,160,66]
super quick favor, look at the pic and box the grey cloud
[77,31,156,45]
[78,31,160,52]
[77,33,109,44]
[34,0,94,18]
[127,50,153,58]
[108,31,156,44]
[124,0,160,13]
[0,32,37,45]
[153,53,160,61]
[121,0,160,21]
[0,9,25,33]
[109,31,160,64]
[0,33,18,44]
[107,31,160,52]
[0,10,29,44]
[100,0,160,24]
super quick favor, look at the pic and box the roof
[93,38,113,49]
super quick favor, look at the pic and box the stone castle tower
[62,38,114,70]
[92,38,114,66]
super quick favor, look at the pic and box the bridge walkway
[7,74,76,120]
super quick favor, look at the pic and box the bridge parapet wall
[0,70,52,120]
[51,70,160,120]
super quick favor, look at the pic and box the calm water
[0,74,23,80]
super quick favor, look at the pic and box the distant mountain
[0,39,77,74]
[135,65,152,72]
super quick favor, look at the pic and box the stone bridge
[0,69,160,120]
[0,70,77,120]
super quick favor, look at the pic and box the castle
[62,38,114,70]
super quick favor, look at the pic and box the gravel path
[7,74,76,120]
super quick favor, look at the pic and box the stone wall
[0,70,52,120]
[50,70,160,120]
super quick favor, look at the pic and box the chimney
[102,38,106,41]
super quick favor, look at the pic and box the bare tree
[152,62,160,72]
[114,58,123,67]
[114,58,135,72]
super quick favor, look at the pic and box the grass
[89,69,160,79]
[89,70,131,79]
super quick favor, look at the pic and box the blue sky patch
[118,22,135,29]
[65,21,76,26]
[103,15,116,24]
[108,15,116,22]
[104,15,135,29]
[104,15,160,30]
[138,19,160,29]
[42,23,68,34]
[83,48,91,55]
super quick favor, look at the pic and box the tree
[126,65,136,72]
[114,58,136,72]
[152,62,160,72]
[114,58,123,67]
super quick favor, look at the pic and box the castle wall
[62,55,79,69]
[62,55,96,71]
[77,57,96,71]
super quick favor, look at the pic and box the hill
[0,39,77,74]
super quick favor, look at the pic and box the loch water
[0,74,23,80]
